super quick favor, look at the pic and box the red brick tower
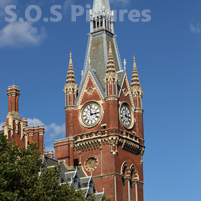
[59,52,78,170]
[3,85,45,154]
[54,0,145,200]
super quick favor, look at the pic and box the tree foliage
[0,135,111,201]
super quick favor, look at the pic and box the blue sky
[0,0,201,200]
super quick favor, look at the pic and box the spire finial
[133,55,137,69]
[109,41,112,54]
[69,52,72,65]
[133,55,136,63]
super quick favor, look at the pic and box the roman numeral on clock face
[81,102,101,127]
[120,103,132,128]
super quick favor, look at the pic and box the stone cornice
[93,173,144,185]
[75,128,143,142]
[91,29,114,38]
[135,180,144,185]
[65,105,77,111]
[7,111,21,121]
[54,137,72,144]
[105,95,118,101]
[93,172,122,179]
[135,108,144,113]
[54,129,145,155]
[74,128,145,155]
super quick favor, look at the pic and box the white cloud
[45,123,65,153]
[0,21,46,48]
[27,118,65,153]
[0,0,17,17]
[190,22,201,34]
[44,145,55,154]
[27,118,65,138]
[46,123,65,138]
[27,118,44,127]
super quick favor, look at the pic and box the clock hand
[91,112,99,115]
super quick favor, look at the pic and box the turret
[104,42,118,97]
[7,85,20,113]
[3,85,45,154]
[131,56,144,141]
[64,53,78,107]
[131,56,144,109]
[63,53,77,168]
[104,42,118,129]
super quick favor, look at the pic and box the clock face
[81,102,101,127]
[120,103,133,128]
[84,155,98,172]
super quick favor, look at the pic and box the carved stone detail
[84,155,99,172]
[86,87,94,95]
[74,128,145,155]
[77,72,104,107]
[122,88,129,96]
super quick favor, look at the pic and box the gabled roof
[77,167,86,178]
[80,32,122,91]
[44,156,105,199]
[117,70,136,109]
[80,187,89,197]
[65,171,77,182]
[76,67,105,106]
[77,0,123,102]
[80,176,94,188]
[117,69,127,97]
[95,192,105,201]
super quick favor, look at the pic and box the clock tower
[54,0,145,200]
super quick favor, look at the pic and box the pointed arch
[121,161,130,178]
[130,164,139,181]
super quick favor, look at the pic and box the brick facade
[55,63,145,201]
[54,1,145,200]
[3,85,45,154]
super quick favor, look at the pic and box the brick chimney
[7,85,20,113]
